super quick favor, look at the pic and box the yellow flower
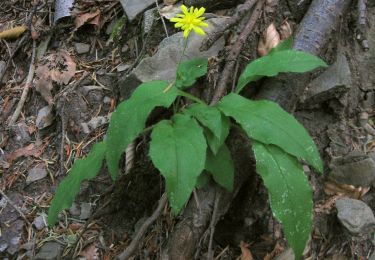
[170,5,209,38]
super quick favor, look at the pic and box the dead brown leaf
[0,26,27,40]
[324,180,370,199]
[79,243,99,260]
[34,50,76,104]
[258,23,280,56]
[239,241,254,260]
[74,9,101,30]
[6,143,46,164]
[279,20,292,40]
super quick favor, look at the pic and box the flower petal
[195,7,205,17]
[193,26,206,36]
[198,21,209,27]
[181,5,189,15]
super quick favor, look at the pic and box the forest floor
[1,0,375,259]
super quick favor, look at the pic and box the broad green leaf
[269,37,293,54]
[48,141,106,226]
[204,115,230,155]
[184,103,223,140]
[217,93,323,172]
[149,114,207,213]
[175,58,208,89]
[252,141,313,259]
[106,81,178,179]
[205,144,234,191]
[236,49,327,93]
[196,172,210,189]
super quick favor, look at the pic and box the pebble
[33,215,47,230]
[36,105,54,129]
[74,42,90,54]
[26,166,48,185]
[79,202,92,220]
[35,242,62,260]
[335,198,375,235]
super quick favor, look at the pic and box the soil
[1,0,375,259]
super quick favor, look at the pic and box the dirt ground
[1,0,375,259]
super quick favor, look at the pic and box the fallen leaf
[34,50,76,104]
[0,26,27,40]
[6,143,46,164]
[239,241,253,260]
[74,10,101,30]
[79,243,99,260]
[160,5,182,20]
[258,23,280,56]
[324,180,370,199]
[279,20,292,40]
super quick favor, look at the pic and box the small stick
[207,188,221,260]
[155,0,169,38]
[0,189,31,226]
[117,193,168,260]
[8,39,37,125]
[210,0,264,104]
[200,0,258,51]
[125,141,135,174]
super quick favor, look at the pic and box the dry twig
[0,189,31,226]
[200,0,258,51]
[8,39,37,125]
[210,0,264,104]
[117,193,168,260]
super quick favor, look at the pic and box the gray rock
[303,53,351,106]
[119,17,228,99]
[329,151,375,186]
[369,251,375,260]
[36,105,54,129]
[35,242,62,260]
[33,215,47,230]
[10,122,30,148]
[26,166,48,185]
[81,116,109,134]
[143,7,157,35]
[119,0,155,21]
[79,202,92,220]
[69,202,80,216]
[274,248,294,260]
[74,42,90,54]
[335,198,375,235]
[116,63,131,72]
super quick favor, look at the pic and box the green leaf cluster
[48,42,327,259]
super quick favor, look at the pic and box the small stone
[81,116,108,134]
[303,53,351,106]
[143,8,157,35]
[335,198,375,235]
[103,96,111,104]
[69,202,80,216]
[26,166,48,185]
[33,215,46,230]
[36,105,54,129]
[116,63,131,72]
[35,242,62,260]
[79,202,92,220]
[119,0,155,21]
[74,42,90,54]
[274,248,294,260]
[329,154,375,187]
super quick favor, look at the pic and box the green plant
[48,26,327,260]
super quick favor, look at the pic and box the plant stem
[177,89,205,105]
